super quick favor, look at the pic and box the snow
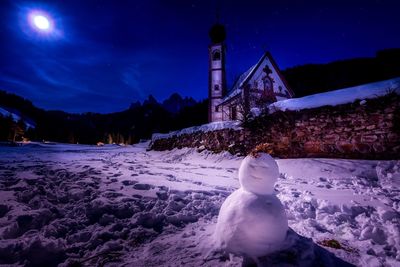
[214,189,288,259]
[0,142,399,266]
[152,78,400,144]
[151,120,242,141]
[238,153,279,195]
[269,77,400,112]
[0,107,36,129]
[215,153,287,261]
[221,64,256,103]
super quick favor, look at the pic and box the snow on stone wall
[150,92,400,159]
[269,77,400,112]
[151,121,242,141]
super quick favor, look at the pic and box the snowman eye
[249,163,268,169]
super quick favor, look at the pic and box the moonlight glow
[28,10,54,33]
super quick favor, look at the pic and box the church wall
[208,42,226,122]
[211,99,223,121]
[211,70,223,98]
[151,93,400,160]
[247,57,291,99]
[210,44,223,69]
[219,96,243,121]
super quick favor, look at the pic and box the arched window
[214,84,220,91]
[212,50,221,61]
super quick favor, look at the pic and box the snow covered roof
[152,121,242,141]
[269,77,400,112]
[221,64,257,102]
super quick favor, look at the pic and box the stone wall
[151,93,400,159]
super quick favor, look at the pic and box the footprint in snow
[103,191,124,198]
[166,175,181,182]
[121,180,138,186]
[133,183,152,190]
[292,192,301,197]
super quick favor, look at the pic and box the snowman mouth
[251,175,264,180]
[248,164,269,180]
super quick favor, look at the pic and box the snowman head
[238,152,279,195]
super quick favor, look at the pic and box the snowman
[214,152,288,264]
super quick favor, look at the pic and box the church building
[208,23,295,122]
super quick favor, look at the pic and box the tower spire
[216,2,220,23]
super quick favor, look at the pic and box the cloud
[29,61,72,88]
[121,64,146,99]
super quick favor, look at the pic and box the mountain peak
[161,93,196,113]
[143,94,159,106]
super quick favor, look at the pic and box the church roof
[221,63,256,103]
[220,52,270,104]
[218,51,294,106]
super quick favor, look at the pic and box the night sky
[1,0,399,113]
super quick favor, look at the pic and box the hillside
[282,48,400,97]
[0,92,208,144]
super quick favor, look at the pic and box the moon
[27,10,54,34]
[33,15,50,30]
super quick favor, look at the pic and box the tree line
[1,48,399,145]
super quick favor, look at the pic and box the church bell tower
[208,23,227,122]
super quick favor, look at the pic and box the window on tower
[214,84,220,91]
[212,50,221,61]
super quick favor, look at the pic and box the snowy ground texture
[0,142,399,267]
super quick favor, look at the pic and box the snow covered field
[0,142,399,266]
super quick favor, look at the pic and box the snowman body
[215,153,288,258]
